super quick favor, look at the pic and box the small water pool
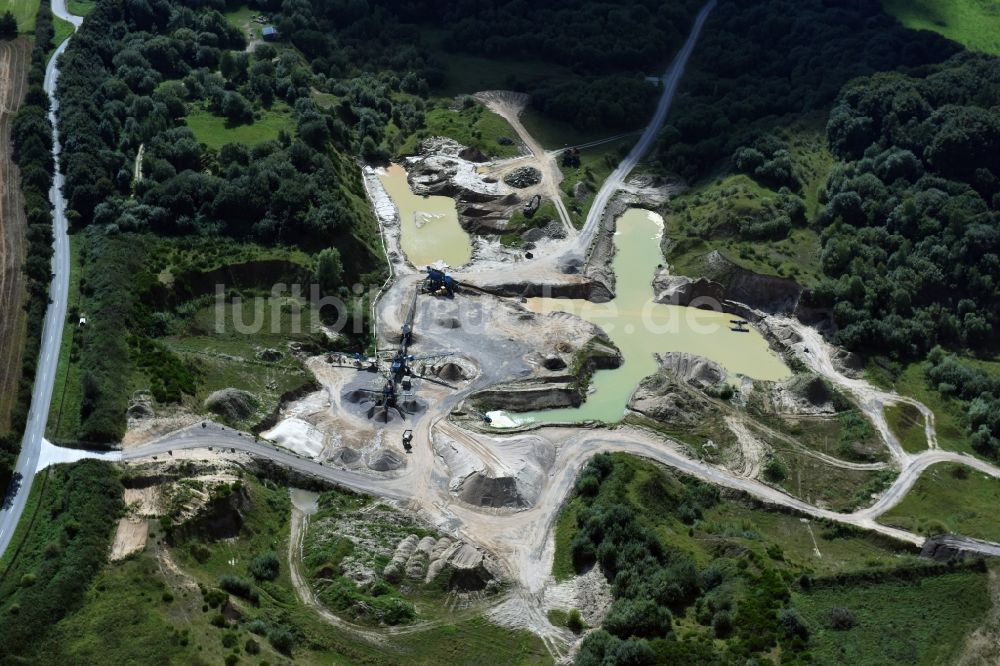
[496,208,790,426]
[379,164,472,268]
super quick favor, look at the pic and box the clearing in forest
[882,0,1000,55]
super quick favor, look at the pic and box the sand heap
[433,429,555,509]
[383,534,501,590]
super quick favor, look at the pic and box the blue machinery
[355,268,458,422]
[424,267,456,298]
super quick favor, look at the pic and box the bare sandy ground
[109,518,148,561]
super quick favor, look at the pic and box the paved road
[0,0,80,559]
[122,423,412,501]
[569,0,717,258]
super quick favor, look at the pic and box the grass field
[774,449,896,513]
[51,13,72,51]
[397,99,522,159]
[664,113,834,287]
[869,361,972,455]
[0,0,39,33]
[795,571,990,665]
[520,107,624,151]
[880,462,1000,542]
[223,4,263,43]
[65,0,94,17]
[46,234,83,442]
[420,28,570,98]
[885,402,928,453]
[882,0,1000,55]
[185,102,295,150]
[163,299,317,428]
[558,136,635,228]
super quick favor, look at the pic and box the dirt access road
[0,38,31,432]
[475,90,576,236]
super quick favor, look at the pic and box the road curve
[571,0,717,257]
[121,422,411,501]
[0,0,81,559]
[125,419,1000,557]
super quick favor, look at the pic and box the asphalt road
[570,0,717,257]
[0,0,81,559]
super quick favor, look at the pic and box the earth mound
[204,389,257,421]
[367,448,406,472]
[437,362,466,381]
[504,166,541,188]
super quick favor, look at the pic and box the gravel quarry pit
[119,39,1000,658]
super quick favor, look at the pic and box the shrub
[221,632,238,648]
[603,598,672,639]
[210,613,227,628]
[204,588,227,608]
[763,455,789,483]
[249,552,280,581]
[162,591,174,603]
[219,575,257,602]
[567,608,584,634]
[778,608,810,640]
[576,473,600,497]
[224,655,238,666]
[827,606,857,630]
[712,610,733,638]
[245,619,268,635]
[245,638,260,655]
[267,625,295,654]
[190,543,212,563]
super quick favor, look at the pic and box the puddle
[379,163,472,268]
[289,488,320,515]
[500,208,790,426]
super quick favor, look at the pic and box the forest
[51,0,388,444]
[658,0,959,182]
[812,53,1000,359]
[657,0,999,463]
[267,0,700,131]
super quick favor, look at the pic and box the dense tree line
[260,0,698,136]
[658,0,958,182]
[57,0,380,254]
[531,75,657,131]
[0,1,55,495]
[811,54,1000,359]
[273,0,701,78]
[74,233,151,443]
[569,454,810,664]
[0,461,123,661]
